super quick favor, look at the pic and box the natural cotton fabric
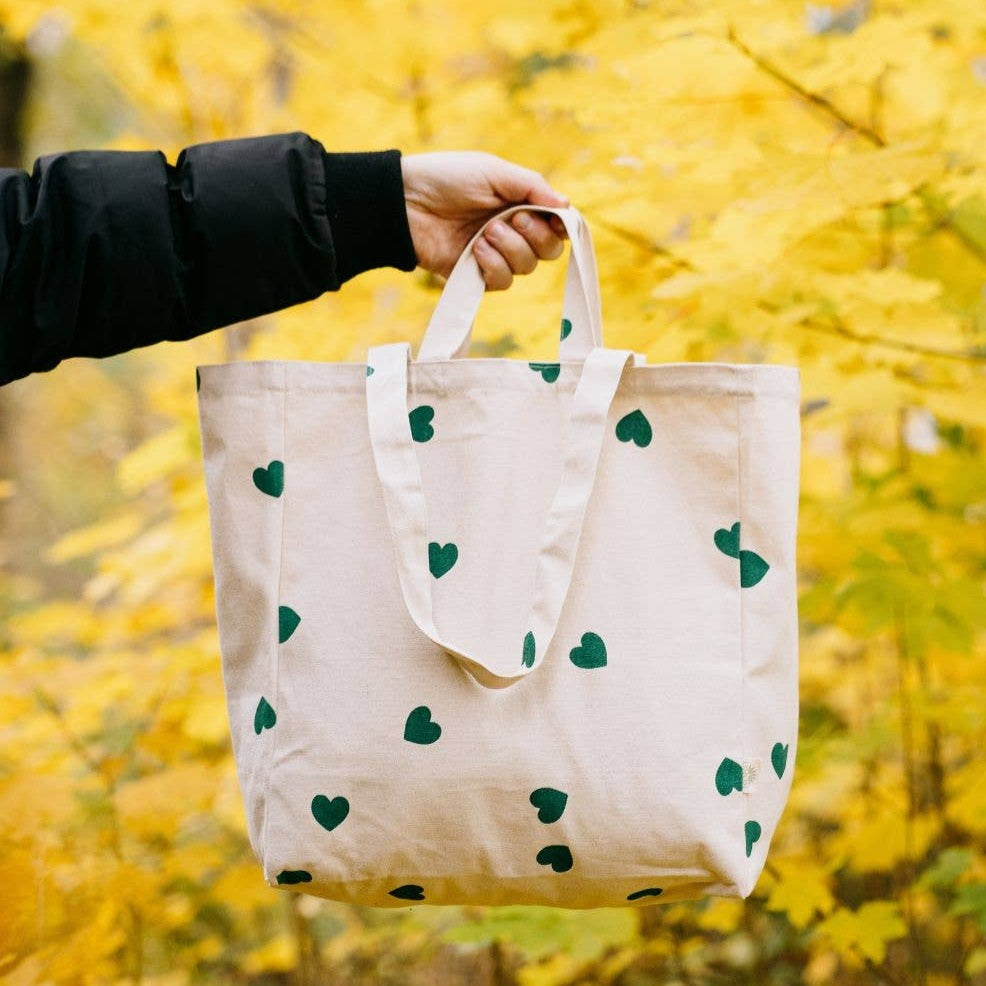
[197,206,801,908]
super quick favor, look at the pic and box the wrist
[321,149,418,284]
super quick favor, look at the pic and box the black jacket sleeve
[0,131,418,385]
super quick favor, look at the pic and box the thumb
[487,157,570,208]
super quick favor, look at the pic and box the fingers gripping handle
[365,341,635,689]
[417,205,604,362]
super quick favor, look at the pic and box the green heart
[530,787,568,824]
[311,794,350,831]
[253,460,284,498]
[404,706,442,745]
[771,742,789,779]
[276,870,312,885]
[615,409,652,448]
[745,820,762,858]
[428,542,458,578]
[278,606,301,644]
[254,696,276,735]
[740,549,770,588]
[522,630,536,668]
[560,317,572,341]
[366,365,375,376]
[627,887,664,901]
[569,631,607,669]
[409,405,435,442]
[715,757,743,796]
[529,362,560,383]
[389,884,425,900]
[714,522,741,559]
[536,845,574,873]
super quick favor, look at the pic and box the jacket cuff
[322,149,418,284]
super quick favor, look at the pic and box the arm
[0,133,569,386]
[0,132,416,385]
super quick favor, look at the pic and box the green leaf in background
[440,906,639,962]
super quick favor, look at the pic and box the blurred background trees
[0,1,984,984]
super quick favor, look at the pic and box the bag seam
[735,381,751,896]
[260,365,288,879]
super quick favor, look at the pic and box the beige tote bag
[197,205,801,908]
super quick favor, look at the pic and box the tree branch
[590,216,697,270]
[725,25,986,271]
[758,302,986,363]
[724,24,885,147]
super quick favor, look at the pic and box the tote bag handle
[365,339,635,690]
[417,205,603,361]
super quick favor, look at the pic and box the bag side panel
[737,383,802,896]
[197,366,286,865]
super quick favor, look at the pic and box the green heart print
[529,362,560,383]
[311,795,350,831]
[536,845,574,873]
[522,630,536,668]
[715,757,743,796]
[627,887,664,901]
[714,522,741,559]
[254,696,276,735]
[389,884,425,900]
[570,631,607,669]
[428,542,458,578]
[745,820,762,858]
[276,870,312,885]
[560,317,572,341]
[740,550,770,588]
[771,742,789,779]
[714,522,770,587]
[409,405,435,442]
[530,787,568,824]
[615,409,652,448]
[253,460,284,497]
[278,606,301,643]
[404,706,442,745]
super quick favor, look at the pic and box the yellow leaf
[837,810,940,874]
[814,901,907,964]
[115,763,217,840]
[117,425,196,495]
[696,898,746,933]
[517,953,582,986]
[47,513,144,563]
[241,933,297,975]
[0,850,41,957]
[181,692,230,746]
[946,761,986,835]
[966,949,986,977]
[765,858,836,929]
[211,862,275,913]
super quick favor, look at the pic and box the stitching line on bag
[735,373,750,892]
[207,383,799,400]
[260,365,288,882]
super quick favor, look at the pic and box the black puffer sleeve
[0,132,418,385]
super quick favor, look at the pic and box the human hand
[400,151,570,290]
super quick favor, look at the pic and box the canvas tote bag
[197,205,801,909]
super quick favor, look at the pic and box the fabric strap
[417,205,604,362]
[366,340,635,689]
